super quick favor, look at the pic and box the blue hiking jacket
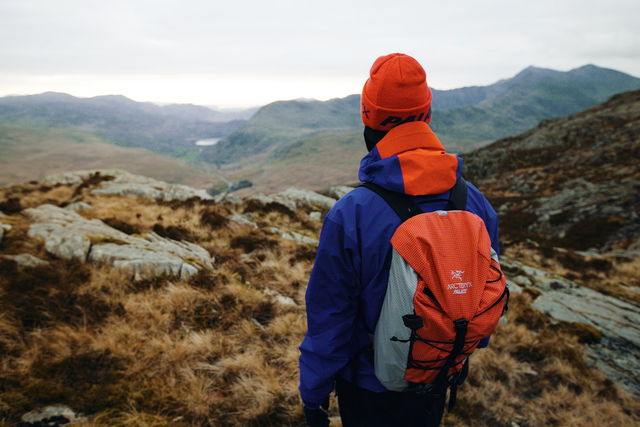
[298,122,500,408]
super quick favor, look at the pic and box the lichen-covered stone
[24,204,213,280]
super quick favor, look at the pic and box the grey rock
[229,214,258,228]
[501,256,640,397]
[0,220,3,245]
[64,202,93,211]
[144,232,212,265]
[25,205,122,261]
[180,262,200,280]
[2,254,48,267]
[21,405,87,425]
[276,188,336,210]
[29,222,93,261]
[528,178,640,250]
[213,192,243,205]
[247,194,297,213]
[309,212,322,221]
[263,288,297,307]
[532,285,640,347]
[269,227,318,245]
[506,258,579,291]
[24,204,213,280]
[90,244,184,281]
[43,169,213,202]
[509,274,533,288]
[326,186,354,200]
[587,336,640,398]
[282,231,319,245]
[92,182,212,202]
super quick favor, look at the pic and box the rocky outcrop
[246,194,297,213]
[229,214,258,229]
[464,90,640,251]
[269,227,318,245]
[326,185,354,200]
[503,256,640,397]
[2,254,48,268]
[24,204,213,280]
[64,201,93,211]
[21,405,87,426]
[246,188,336,214]
[275,188,336,210]
[43,169,213,202]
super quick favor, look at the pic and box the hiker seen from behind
[299,53,509,427]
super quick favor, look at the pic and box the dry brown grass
[1,181,639,426]
[504,242,640,304]
[0,182,76,214]
[0,185,316,426]
[442,292,640,426]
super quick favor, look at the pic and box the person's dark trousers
[335,376,447,427]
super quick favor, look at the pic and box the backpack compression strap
[361,178,468,221]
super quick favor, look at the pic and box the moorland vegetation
[1,169,639,426]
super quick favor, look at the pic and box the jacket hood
[358,121,462,196]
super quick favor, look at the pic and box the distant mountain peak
[522,65,546,72]
[36,92,76,99]
[93,94,134,102]
[513,66,561,79]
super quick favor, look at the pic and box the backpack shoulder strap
[448,177,467,211]
[361,178,468,221]
[360,182,422,222]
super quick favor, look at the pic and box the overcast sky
[1,0,639,108]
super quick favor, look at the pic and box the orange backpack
[363,179,509,408]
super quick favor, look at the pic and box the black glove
[303,399,330,427]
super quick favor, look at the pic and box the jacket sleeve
[299,211,362,408]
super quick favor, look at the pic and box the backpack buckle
[402,314,424,331]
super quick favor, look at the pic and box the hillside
[464,89,640,253]
[0,93,249,160]
[0,122,223,190]
[205,64,640,173]
[200,95,361,166]
[430,65,640,148]
[1,169,639,426]
[219,130,366,197]
[430,64,640,111]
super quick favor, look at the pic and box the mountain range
[1,64,639,194]
[203,64,640,169]
[0,93,250,160]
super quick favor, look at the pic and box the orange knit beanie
[361,53,433,131]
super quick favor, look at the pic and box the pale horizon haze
[1,0,639,109]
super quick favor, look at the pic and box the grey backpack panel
[373,248,418,391]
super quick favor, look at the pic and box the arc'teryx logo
[451,270,464,281]
[448,270,472,295]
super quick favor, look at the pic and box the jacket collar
[359,122,461,196]
[376,121,446,159]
